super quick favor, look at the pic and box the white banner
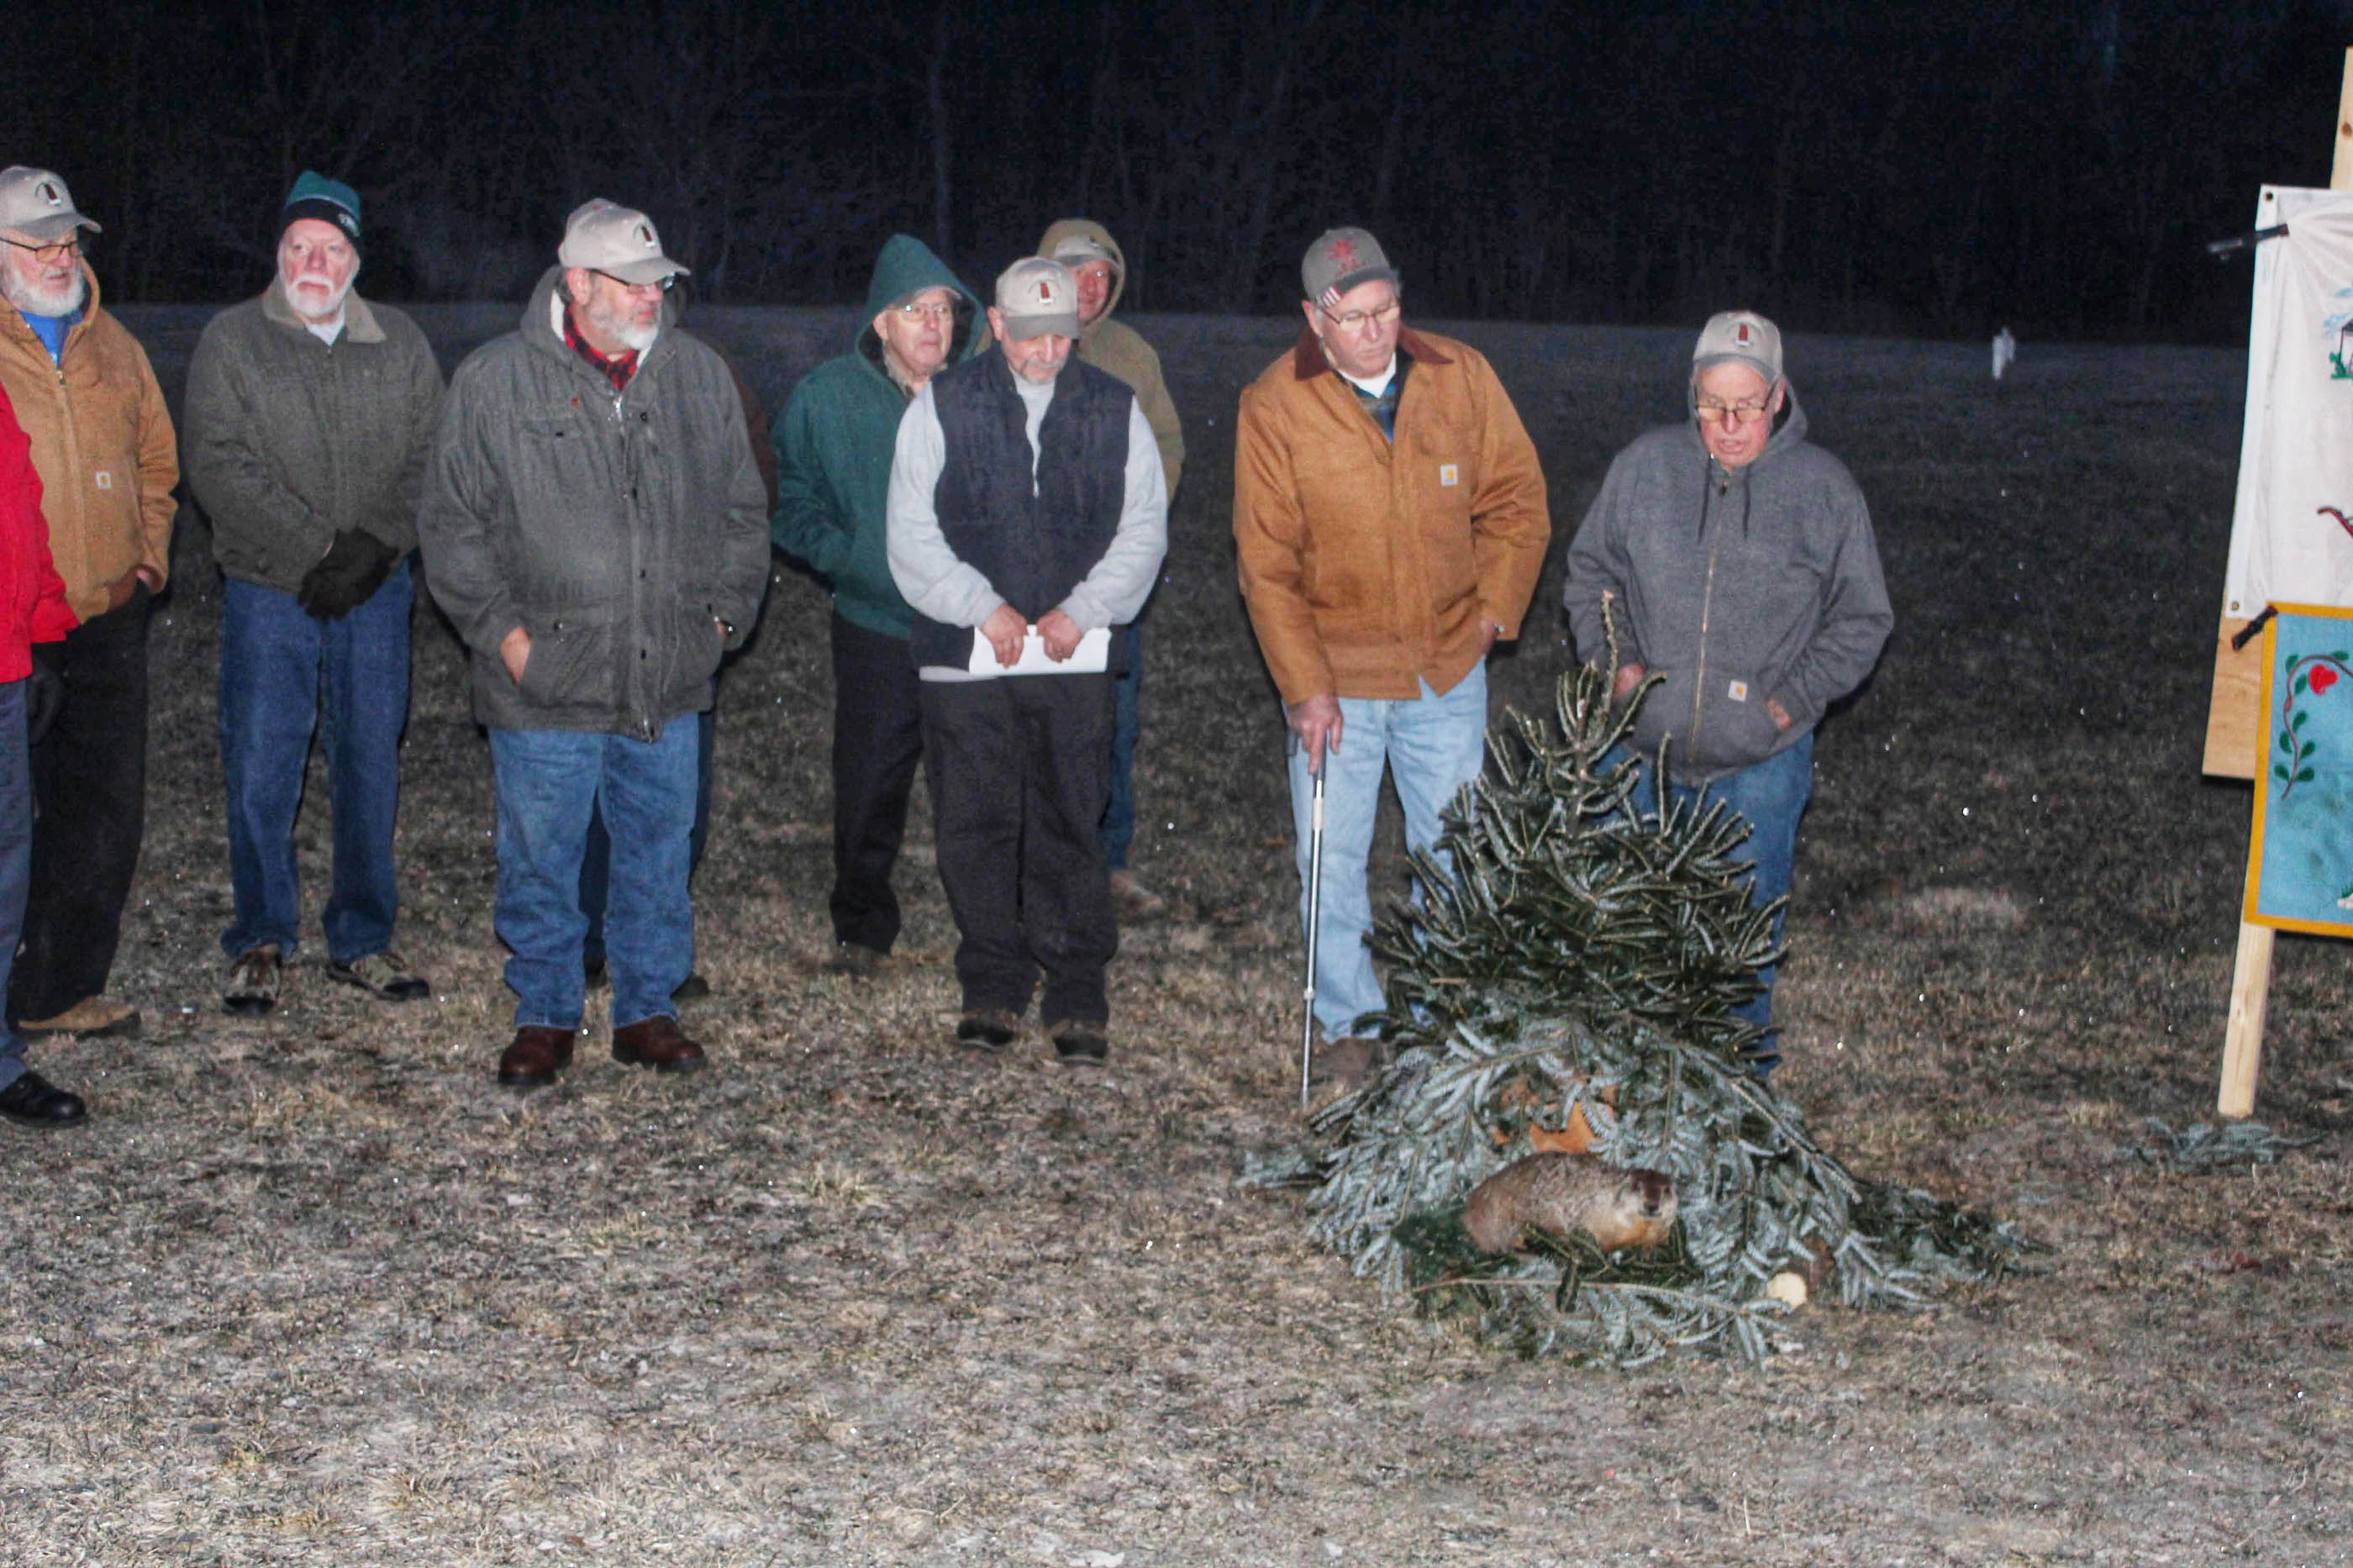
[2224,186,2353,616]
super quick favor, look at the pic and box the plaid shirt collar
[562,306,639,392]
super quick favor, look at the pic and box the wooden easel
[2209,49,2353,1118]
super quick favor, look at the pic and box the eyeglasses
[892,301,955,323]
[592,269,674,293]
[1,234,82,264]
[1694,398,1773,428]
[1319,298,1401,331]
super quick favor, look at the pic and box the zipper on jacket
[1692,466,1729,748]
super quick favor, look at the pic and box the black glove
[24,645,63,748]
[296,530,401,621]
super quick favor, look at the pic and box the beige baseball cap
[994,256,1081,340]
[0,166,101,243]
[556,198,687,286]
[1692,310,1782,383]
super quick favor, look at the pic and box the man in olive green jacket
[1038,218,1182,920]
[183,171,445,1019]
[418,200,768,1090]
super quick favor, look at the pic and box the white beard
[582,291,658,355]
[3,265,87,319]
[282,272,353,326]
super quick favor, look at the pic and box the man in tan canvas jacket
[1234,226,1549,1088]
[0,166,176,1040]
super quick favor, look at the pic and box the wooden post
[2213,48,2353,1118]
[2219,922,2272,1119]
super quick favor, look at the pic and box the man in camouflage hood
[1039,218,1183,921]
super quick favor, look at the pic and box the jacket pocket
[1684,668,1786,776]
[515,610,613,709]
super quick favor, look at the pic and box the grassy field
[0,303,2344,1565]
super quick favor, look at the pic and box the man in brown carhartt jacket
[0,166,176,1040]
[1234,226,1548,1084]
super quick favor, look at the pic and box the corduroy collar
[1290,323,1452,381]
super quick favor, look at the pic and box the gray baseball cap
[0,166,101,243]
[1692,310,1783,384]
[557,198,688,286]
[1302,226,1398,308]
[994,256,1081,340]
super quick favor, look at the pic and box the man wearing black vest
[886,257,1167,1066]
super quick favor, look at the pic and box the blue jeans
[1100,621,1142,870]
[218,565,413,964]
[0,681,33,1091]
[581,702,714,969]
[1287,663,1490,1040]
[490,721,697,1031]
[1617,731,1814,1071]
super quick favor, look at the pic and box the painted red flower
[2314,666,2339,694]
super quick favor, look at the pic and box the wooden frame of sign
[2208,49,2353,1118]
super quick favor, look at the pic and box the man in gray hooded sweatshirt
[1564,311,1891,1074]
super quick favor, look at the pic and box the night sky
[10,0,2353,339]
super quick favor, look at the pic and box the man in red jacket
[0,381,82,1126]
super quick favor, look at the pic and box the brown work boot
[611,1014,706,1074]
[497,1025,578,1090]
[18,996,142,1039]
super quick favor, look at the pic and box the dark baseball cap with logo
[1301,226,1398,308]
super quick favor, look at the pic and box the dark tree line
[7,0,2350,339]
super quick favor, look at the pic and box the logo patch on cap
[1735,324,1753,348]
[34,180,61,208]
[1327,237,1358,269]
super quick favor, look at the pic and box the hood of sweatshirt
[1037,218,1128,328]
[856,233,984,375]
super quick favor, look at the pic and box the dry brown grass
[0,312,2341,1565]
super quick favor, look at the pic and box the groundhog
[1461,1153,1677,1255]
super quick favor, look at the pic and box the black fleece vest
[910,350,1133,669]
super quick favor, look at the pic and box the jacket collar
[0,260,103,355]
[1289,323,1451,381]
[260,280,386,343]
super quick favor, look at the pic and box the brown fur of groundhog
[1461,1154,1677,1255]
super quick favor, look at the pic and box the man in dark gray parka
[183,171,443,1019]
[1564,310,1891,1076]
[417,198,768,1090]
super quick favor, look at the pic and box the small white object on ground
[1766,1270,1809,1308]
[1992,327,2017,381]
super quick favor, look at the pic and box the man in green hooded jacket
[770,234,983,976]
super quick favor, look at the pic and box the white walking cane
[1298,753,1326,1110]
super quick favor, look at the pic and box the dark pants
[921,672,1117,1026]
[0,681,34,1089]
[218,565,413,965]
[11,587,148,1023]
[828,613,924,953]
[581,701,714,971]
[1100,621,1141,871]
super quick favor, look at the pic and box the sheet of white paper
[967,624,1110,676]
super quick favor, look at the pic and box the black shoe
[671,972,711,1002]
[955,1010,1020,1053]
[0,1069,87,1128]
[1049,1020,1109,1067]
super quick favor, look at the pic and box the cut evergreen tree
[1298,652,2037,1367]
